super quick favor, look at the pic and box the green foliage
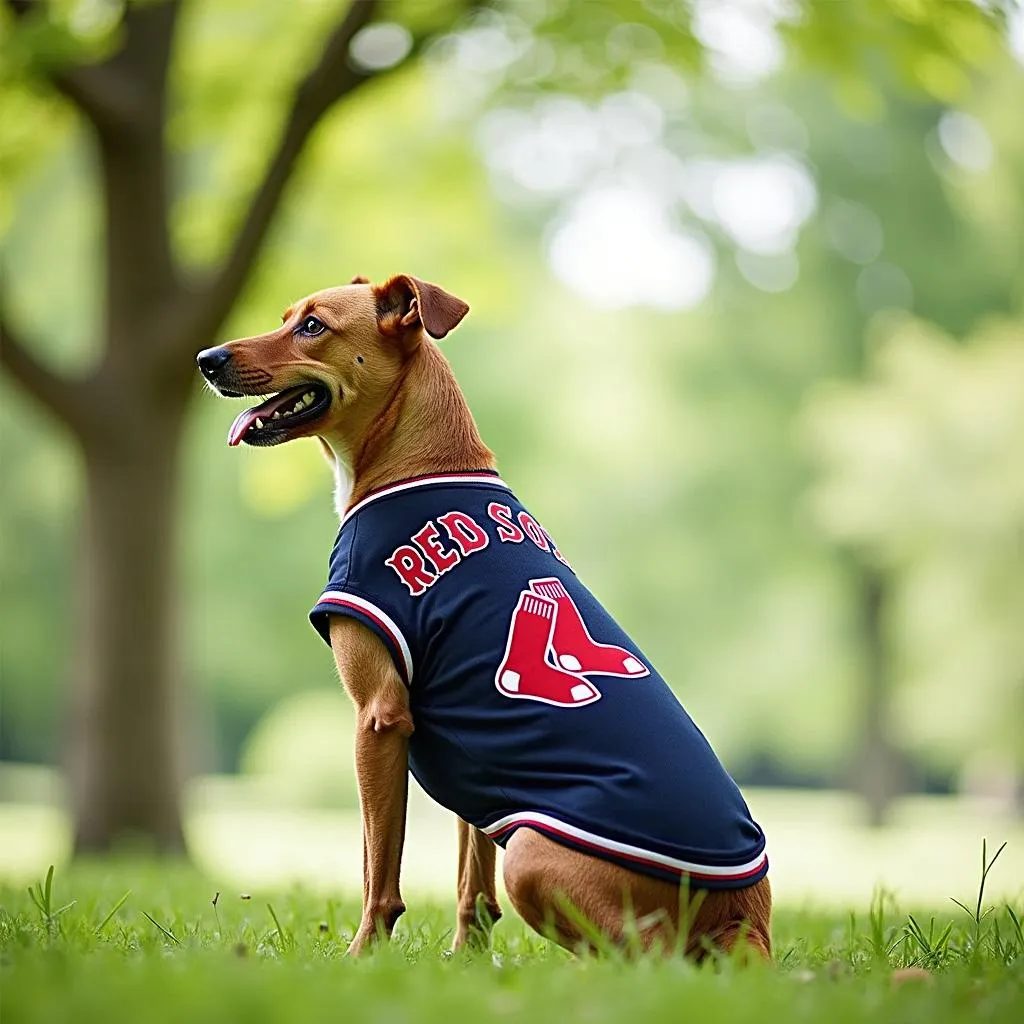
[1,0,1022,796]
[503,0,1008,101]
[803,318,1024,770]
[238,689,358,808]
[1,859,1023,1024]
[0,0,112,229]
[785,0,1008,105]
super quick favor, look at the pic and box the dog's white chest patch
[323,439,353,519]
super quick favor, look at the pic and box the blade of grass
[141,911,181,946]
[95,890,131,935]
[551,893,618,958]
[266,903,292,952]
[26,886,44,916]
[976,840,1007,921]
[1005,905,1023,947]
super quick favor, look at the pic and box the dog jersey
[309,471,768,889]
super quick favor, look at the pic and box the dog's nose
[196,346,232,380]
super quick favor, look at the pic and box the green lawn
[2,859,1022,1024]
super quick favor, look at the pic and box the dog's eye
[299,316,326,337]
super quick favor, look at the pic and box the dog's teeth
[282,410,292,417]
[255,418,264,429]
[304,392,315,404]
[272,411,281,419]
[293,401,304,413]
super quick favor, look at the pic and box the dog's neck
[319,437,354,519]
[320,341,495,518]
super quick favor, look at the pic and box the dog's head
[197,274,469,447]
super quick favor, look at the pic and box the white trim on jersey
[481,811,768,882]
[315,591,414,684]
[342,473,510,527]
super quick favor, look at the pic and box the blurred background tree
[1,0,1020,855]
[804,317,1024,813]
[0,0,484,852]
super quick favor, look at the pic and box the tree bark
[852,564,902,827]
[69,411,188,852]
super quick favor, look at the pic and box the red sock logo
[528,578,648,679]
[495,592,601,707]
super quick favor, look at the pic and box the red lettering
[518,511,550,551]
[437,511,489,556]
[488,502,524,543]
[412,521,461,575]
[385,545,436,596]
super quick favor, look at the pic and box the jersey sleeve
[309,589,414,687]
[308,524,414,687]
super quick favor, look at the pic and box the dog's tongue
[226,386,311,446]
[228,406,262,446]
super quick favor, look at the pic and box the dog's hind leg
[451,819,502,953]
[502,827,771,961]
[683,875,772,962]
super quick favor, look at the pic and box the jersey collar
[342,470,510,526]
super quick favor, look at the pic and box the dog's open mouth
[227,383,332,447]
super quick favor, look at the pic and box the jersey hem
[481,811,768,888]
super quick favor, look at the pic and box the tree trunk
[69,404,188,853]
[1,0,460,854]
[852,564,902,827]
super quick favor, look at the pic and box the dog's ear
[373,275,469,344]
[350,274,370,284]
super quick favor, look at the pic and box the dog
[197,274,772,960]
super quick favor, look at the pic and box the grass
[1,845,1022,1024]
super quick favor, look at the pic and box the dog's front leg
[451,819,501,952]
[330,617,413,957]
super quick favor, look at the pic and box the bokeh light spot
[349,22,413,72]
[547,187,715,311]
[711,156,817,255]
[598,91,664,148]
[937,111,994,172]
[736,249,799,293]
[693,0,785,83]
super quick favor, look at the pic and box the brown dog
[197,275,772,960]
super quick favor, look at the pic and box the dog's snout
[197,346,232,380]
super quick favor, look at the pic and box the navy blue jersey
[310,471,768,889]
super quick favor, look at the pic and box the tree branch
[0,312,89,433]
[193,0,383,339]
[53,65,149,134]
[4,0,174,134]
[191,0,491,347]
